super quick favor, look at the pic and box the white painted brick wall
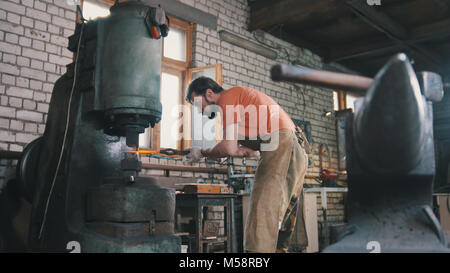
[185,0,338,179]
[0,0,76,189]
[0,0,339,191]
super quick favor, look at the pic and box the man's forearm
[200,140,242,159]
[201,144,238,159]
[200,147,227,159]
[201,142,259,159]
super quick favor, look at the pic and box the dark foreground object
[323,54,449,253]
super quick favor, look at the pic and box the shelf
[200,236,228,243]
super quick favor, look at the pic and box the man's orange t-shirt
[216,86,295,138]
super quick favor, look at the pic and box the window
[333,91,339,111]
[81,0,111,20]
[159,71,182,149]
[334,90,346,111]
[143,17,195,151]
[346,93,358,112]
[79,2,215,151]
[334,90,362,112]
[164,27,187,62]
[186,65,223,149]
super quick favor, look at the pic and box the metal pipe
[1,151,319,179]
[0,150,22,159]
[271,64,374,93]
[142,163,228,174]
[143,164,317,178]
[219,30,278,60]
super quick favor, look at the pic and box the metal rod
[0,150,22,159]
[143,163,317,178]
[271,64,374,93]
[1,151,320,180]
[142,163,228,174]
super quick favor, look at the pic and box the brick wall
[190,0,339,178]
[174,0,344,243]
[142,0,339,183]
[142,0,339,182]
[0,0,76,189]
[0,0,344,238]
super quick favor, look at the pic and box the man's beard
[203,97,216,119]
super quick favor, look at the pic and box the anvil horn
[353,53,426,174]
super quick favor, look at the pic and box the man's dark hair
[186,76,224,104]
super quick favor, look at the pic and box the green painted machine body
[18,1,180,253]
[94,3,162,122]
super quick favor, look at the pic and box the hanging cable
[38,6,85,240]
[292,84,307,120]
[76,4,86,23]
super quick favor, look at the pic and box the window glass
[160,72,181,149]
[139,128,151,148]
[190,67,219,148]
[333,91,339,111]
[164,27,186,62]
[346,93,358,111]
[82,0,110,20]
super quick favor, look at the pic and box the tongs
[158,148,190,156]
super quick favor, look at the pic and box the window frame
[156,17,194,151]
[336,90,346,110]
[152,67,184,151]
[336,91,363,112]
[162,16,194,70]
[79,0,119,22]
[186,64,224,147]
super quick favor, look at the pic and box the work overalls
[239,129,309,252]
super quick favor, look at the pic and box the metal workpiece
[322,53,449,253]
[270,63,373,93]
[353,53,426,175]
[270,58,445,101]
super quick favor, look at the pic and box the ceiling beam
[327,17,450,63]
[412,17,450,42]
[266,28,328,57]
[337,0,443,69]
[325,40,400,63]
[248,0,335,31]
[432,0,450,12]
[347,0,410,40]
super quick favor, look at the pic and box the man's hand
[238,145,260,158]
[185,147,204,162]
